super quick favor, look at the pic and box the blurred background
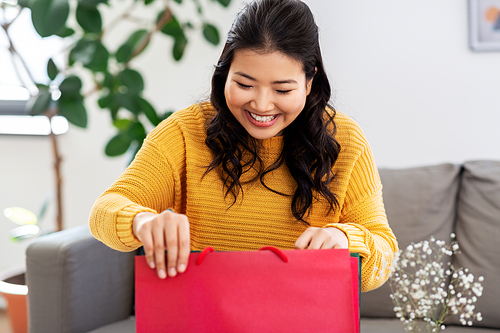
[1,0,499,310]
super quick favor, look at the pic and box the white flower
[472,286,483,297]
[388,235,484,332]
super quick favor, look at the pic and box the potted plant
[0,206,42,333]
[0,0,232,331]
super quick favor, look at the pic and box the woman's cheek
[227,85,251,108]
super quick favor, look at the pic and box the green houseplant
[1,0,231,232]
[1,0,231,331]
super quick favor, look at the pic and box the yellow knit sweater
[89,102,397,292]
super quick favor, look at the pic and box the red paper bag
[135,247,359,333]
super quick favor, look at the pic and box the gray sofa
[25,160,500,333]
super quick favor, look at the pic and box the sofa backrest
[447,160,500,329]
[360,163,462,318]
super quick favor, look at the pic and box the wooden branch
[129,7,172,61]
[1,14,38,92]
[46,107,64,232]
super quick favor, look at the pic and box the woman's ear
[306,67,317,96]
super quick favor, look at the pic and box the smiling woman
[89,0,398,295]
[224,49,312,139]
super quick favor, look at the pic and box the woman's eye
[276,90,291,95]
[236,82,252,89]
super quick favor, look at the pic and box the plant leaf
[160,14,182,37]
[118,68,144,93]
[47,58,59,81]
[17,0,33,8]
[58,97,88,128]
[9,225,41,241]
[105,133,132,156]
[38,193,54,222]
[59,75,82,97]
[173,34,187,61]
[114,93,141,115]
[31,0,70,37]
[78,0,108,7]
[98,92,113,108]
[69,39,108,72]
[116,30,149,63]
[202,23,219,45]
[113,118,133,130]
[144,0,155,5]
[115,44,132,64]
[3,207,38,225]
[138,97,159,126]
[31,91,52,115]
[76,5,102,33]
[215,0,231,7]
[102,72,115,89]
[126,121,146,141]
[55,26,75,37]
[85,41,109,72]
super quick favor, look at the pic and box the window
[0,4,68,135]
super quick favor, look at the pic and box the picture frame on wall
[469,0,500,51]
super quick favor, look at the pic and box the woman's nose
[250,90,274,113]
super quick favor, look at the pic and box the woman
[89,0,398,292]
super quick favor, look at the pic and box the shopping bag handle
[259,246,288,263]
[196,247,215,265]
[195,246,288,265]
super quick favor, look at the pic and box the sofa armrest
[26,225,136,333]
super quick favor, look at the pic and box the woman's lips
[245,110,280,127]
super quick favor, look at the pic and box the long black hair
[205,0,341,225]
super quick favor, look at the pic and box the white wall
[1,0,499,275]
[309,0,500,168]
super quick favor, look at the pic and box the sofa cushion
[449,160,500,329]
[360,318,500,333]
[361,163,461,318]
[87,317,135,333]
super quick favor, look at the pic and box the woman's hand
[132,210,190,279]
[294,227,348,250]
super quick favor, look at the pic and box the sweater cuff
[323,223,370,258]
[116,204,157,249]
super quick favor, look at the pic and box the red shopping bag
[135,247,360,333]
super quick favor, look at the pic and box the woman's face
[224,49,313,140]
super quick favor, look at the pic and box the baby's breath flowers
[386,235,484,332]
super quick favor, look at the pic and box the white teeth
[249,112,277,123]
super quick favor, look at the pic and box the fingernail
[178,264,186,273]
[149,261,155,269]
[169,267,177,277]
[158,269,166,279]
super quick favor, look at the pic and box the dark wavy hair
[205,0,341,225]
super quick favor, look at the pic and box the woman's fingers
[176,215,190,273]
[294,228,313,249]
[295,227,348,250]
[141,227,156,269]
[165,212,179,277]
[152,217,168,279]
[132,210,191,279]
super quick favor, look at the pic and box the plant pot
[0,267,28,333]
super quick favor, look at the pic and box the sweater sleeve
[89,135,182,252]
[323,120,398,292]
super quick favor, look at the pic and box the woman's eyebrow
[234,72,297,85]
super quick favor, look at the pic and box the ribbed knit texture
[89,102,398,292]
